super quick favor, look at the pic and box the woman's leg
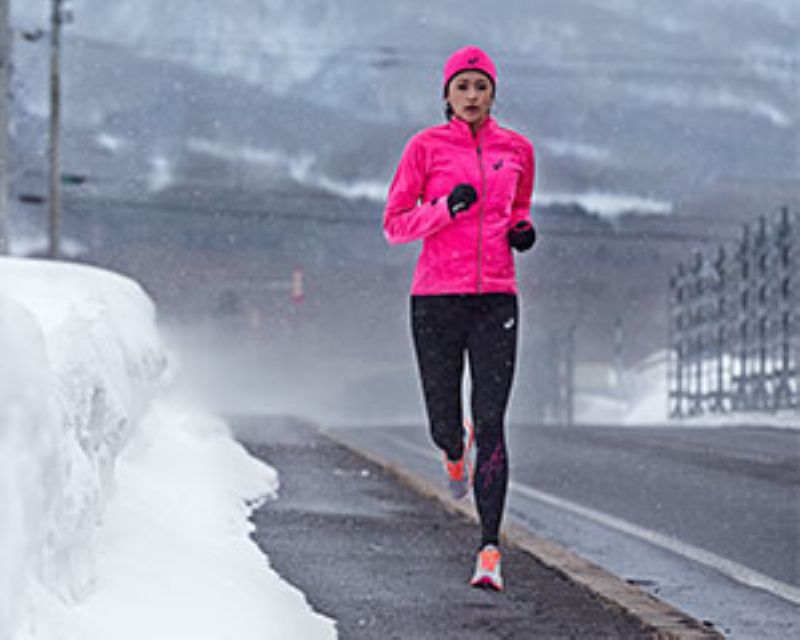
[411,295,469,461]
[467,294,518,547]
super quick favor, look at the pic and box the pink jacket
[384,116,535,295]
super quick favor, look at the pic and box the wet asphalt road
[235,417,655,639]
[508,425,799,587]
[334,422,800,639]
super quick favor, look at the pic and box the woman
[383,45,536,591]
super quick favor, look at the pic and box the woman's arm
[508,138,537,252]
[383,136,452,245]
[510,138,535,227]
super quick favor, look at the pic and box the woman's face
[446,71,494,128]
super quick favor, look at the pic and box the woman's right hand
[447,184,478,218]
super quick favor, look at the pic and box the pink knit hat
[443,45,497,94]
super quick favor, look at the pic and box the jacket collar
[448,116,497,146]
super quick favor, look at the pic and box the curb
[322,427,724,640]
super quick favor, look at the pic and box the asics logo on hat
[443,46,497,92]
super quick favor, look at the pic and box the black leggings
[411,294,517,548]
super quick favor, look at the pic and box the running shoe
[470,545,504,591]
[444,418,475,499]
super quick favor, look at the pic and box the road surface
[332,423,800,639]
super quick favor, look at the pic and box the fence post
[774,207,798,409]
[689,251,703,415]
[731,224,748,410]
[711,246,727,412]
[668,266,681,417]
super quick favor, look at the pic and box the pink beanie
[443,45,497,94]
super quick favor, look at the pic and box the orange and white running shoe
[444,418,475,500]
[470,545,504,591]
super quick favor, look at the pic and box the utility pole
[564,324,575,426]
[47,0,63,258]
[614,315,624,389]
[0,0,10,255]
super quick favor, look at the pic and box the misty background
[6,0,799,425]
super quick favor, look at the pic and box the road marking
[376,431,800,607]
[508,481,800,607]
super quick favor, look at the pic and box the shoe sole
[470,576,503,591]
[448,484,469,500]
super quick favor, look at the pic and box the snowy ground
[572,350,799,430]
[0,258,335,640]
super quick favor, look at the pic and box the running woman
[383,45,536,591]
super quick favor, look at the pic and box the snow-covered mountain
[9,0,799,212]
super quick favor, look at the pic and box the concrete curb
[322,427,724,640]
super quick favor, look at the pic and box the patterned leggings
[411,294,517,548]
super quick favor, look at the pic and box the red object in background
[292,269,304,304]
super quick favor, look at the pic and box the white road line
[375,431,800,607]
[508,481,800,607]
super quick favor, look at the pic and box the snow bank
[15,402,335,640]
[575,349,799,429]
[0,299,61,640]
[0,258,335,640]
[0,258,168,619]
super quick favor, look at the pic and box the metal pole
[714,246,727,412]
[0,0,10,255]
[614,315,623,391]
[776,207,793,408]
[671,264,686,418]
[47,0,62,259]
[565,324,575,426]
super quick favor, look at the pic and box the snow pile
[0,258,168,619]
[622,350,670,425]
[0,258,335,640]
[576,349,800,429]
[15,403,336,640]
[0,298,61,639]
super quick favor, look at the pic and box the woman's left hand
[508,221,536,252]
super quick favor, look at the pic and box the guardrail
[668,207,799,417]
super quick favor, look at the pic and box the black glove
[447,183,477,218]
[508,220,536,252]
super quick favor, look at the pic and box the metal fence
[668,207,799,417]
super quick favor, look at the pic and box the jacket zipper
[476,144,486,293]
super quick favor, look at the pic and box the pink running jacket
[384,116,535,295]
